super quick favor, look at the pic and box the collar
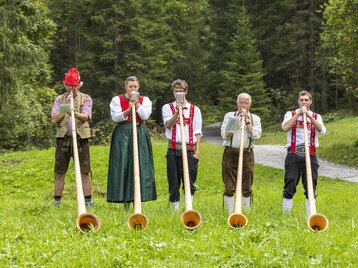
[172,101,190,109]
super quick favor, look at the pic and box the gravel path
[202,123,358,182]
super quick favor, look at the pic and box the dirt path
[202,123,358,182]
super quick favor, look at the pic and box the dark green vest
[56,92,91,139]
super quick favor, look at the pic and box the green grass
[1,141,358,266]
[258,117,358,167]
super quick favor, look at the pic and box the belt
[168,141,195,151]
[225,146,252,152]
[287,146,316,153]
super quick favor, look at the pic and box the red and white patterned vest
[290,110,317,156]
[169,103,195,150]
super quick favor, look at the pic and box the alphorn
[127,92,149,231]
[176,92,202,230]
[228,116,248,229]
[302,113,328,232]
[69,90,101,232]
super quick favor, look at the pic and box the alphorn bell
[228,116,248,229]
[127,92,149,231]
[69,90,101,232]
[176,92,202,230]
[302,113,329,232]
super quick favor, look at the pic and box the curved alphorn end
[228,213,248,229]
[76,213,101,232]
[127,213,149,231]
[307,213,329,232]
[181,210,202,230]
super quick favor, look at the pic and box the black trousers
[166,149,199,202]
[283,152,319,199]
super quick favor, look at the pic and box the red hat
[63,68,81,86]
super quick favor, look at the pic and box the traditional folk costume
[107,95,157,203]
[162,101,202,208]
[51,68,93,206]
[52,91,92,173]
[282,109,326,217]
[221,111,262,214]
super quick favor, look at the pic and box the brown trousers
[222,146,254,197]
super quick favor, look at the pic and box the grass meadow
[1,137,358,266]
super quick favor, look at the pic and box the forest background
[0,0,357,150]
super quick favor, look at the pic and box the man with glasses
[162,79,202,211]
[281,90,326,217]
[221,93,262,214]
[51,68,93,207]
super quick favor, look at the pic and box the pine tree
[218,5,269,119]
[207,1,269,120]
[0,0,56,149]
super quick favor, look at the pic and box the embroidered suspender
[290,111,317,156]
[169,103,195,150]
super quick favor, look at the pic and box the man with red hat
[51,68,94,207]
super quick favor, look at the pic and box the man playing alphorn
[221,93,262,214]
[282,90,326,217]
[51,68,93,207]
[162,79,202,211]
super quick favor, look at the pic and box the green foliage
[248,0,332,113]
[0,142,358,266]
[0,0,55,150]
[0,86,57,150]
[207,2,269,123]
[321,0,358,110]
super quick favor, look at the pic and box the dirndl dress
[107,122,157,202]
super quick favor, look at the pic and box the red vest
[119,95,146,123]
[290,110,317,156]
[169,103,195,150]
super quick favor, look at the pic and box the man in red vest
[162,79,202,211]
[51,68,93,207]
[282,90,326,218]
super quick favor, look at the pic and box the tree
[247,0,332,115]
[0,0,56,150]
[207,1,269,121]
[321,0,358,110]
[218,5,269,119]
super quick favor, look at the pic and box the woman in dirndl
[107,76,157,210]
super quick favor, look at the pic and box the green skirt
[107,122,157,203]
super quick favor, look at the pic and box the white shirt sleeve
[316,114,326,135]
[136,96,152,120]
[162,103,173,127]
[110,96,127,122]
[251,115,262,140]
[221,112,231,140]
[193,106,202,136]
[281,111,293,129]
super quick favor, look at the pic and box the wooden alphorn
[176,94,202,230]
[69,91,101,232]
[127,92,149,231]
[227,116,248,229]
[302,113,328,232]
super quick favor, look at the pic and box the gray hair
[237,93,252,103]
